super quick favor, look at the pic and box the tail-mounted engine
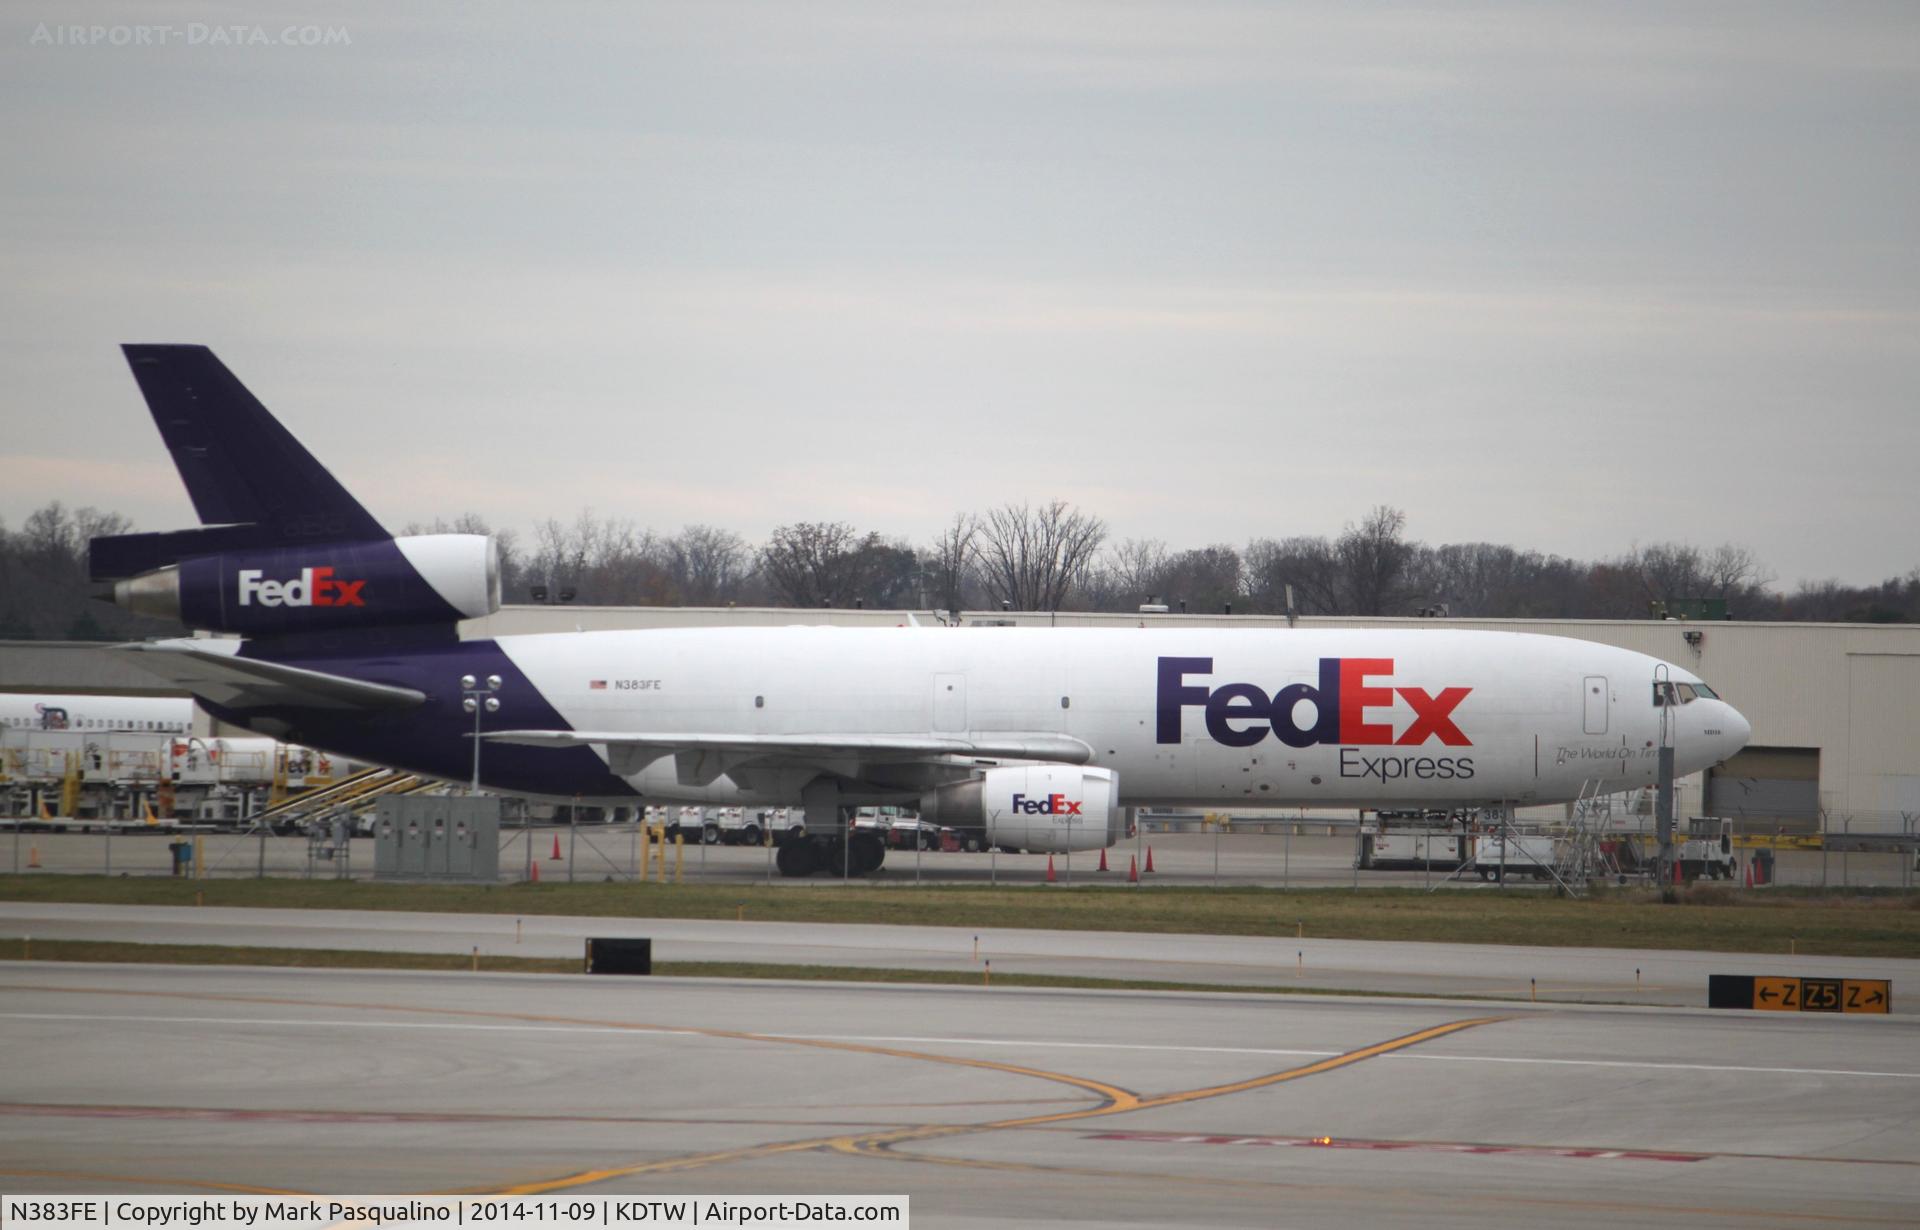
[920,764,1124,853]
[106,534,500,635]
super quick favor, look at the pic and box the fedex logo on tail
[237,567,367,608]
[1011,792,1083,816]
[1157,657,1471,748]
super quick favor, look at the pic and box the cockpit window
[1654,681,1713,706]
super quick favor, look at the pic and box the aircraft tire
[775,839,817,878]
[849,833,885,876]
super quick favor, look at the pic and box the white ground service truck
[1469,832,1559,882]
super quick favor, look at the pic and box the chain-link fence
[7,809,1916,889]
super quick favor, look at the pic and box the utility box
[375,795,501,881]
[585,938,653,975]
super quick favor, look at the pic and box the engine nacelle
[920,764,1123,853]
[113,534,499,635]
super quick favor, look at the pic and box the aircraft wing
[114,641,426,711]
[483,729,1093,786]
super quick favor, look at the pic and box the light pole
[461,673,503,792]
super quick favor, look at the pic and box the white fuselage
[493,626,1749,808]
[0,693,194,736]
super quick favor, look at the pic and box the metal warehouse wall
[466,606,1920,820]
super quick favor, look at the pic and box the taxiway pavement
[0,963,1914,1228]
[2,901,1914,1011]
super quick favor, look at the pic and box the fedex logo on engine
[1010,792,1083,816]
[237,567,367,608]
[1157,657,1471,749]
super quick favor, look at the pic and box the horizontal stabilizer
[90,524,295,581]
[114,640,425,711]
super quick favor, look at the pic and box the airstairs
[1425,787,1610,897]
[254,766,431,832]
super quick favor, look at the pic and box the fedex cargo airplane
[94,345,1750,876]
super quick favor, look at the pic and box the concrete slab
[0,964,1914,1228]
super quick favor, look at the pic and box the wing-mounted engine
[104,533,500,635]
[920,764,1123,853]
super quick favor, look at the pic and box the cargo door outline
[1583,676,1608,735]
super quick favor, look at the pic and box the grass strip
[3,875,1916,959]
[2,937,1432,1000]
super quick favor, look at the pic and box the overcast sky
[3,2,1915,588]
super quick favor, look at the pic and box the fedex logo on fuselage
[237,567,367,608]
[1011,792,1083,816]
[1157,657,1471,748]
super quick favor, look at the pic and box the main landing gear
[774,832,886,878]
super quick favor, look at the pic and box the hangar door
[1706,747,1820,830]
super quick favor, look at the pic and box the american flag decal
[589,679,607,690]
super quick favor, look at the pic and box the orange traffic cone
[1046,853,1057,883]
[28,844,42,870]
[529,860,540,883]
[550,833,562,861]
[1098,847,1109,872]
[1128,855,1138,883]
[1144,845,1156,874]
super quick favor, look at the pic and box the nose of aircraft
[1670,695,1751,775]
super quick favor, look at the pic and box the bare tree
[974,500,1107,611]
[1703,544,1771,604]
[853,538,924,608]
[1404,542,1585,618]
[1244,535,1342,615]
[22,501,132,568]
[666,525,750,605]
[1100,538,1170,607]
[0,501,178,639]
[759,521,881,607]
[1337,505,1415,615]
[1631,543,1705,611]
[924,514,979,617]
[1780,570,1917,623]
[1157,545,1243,613]
[529,509,670,604]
